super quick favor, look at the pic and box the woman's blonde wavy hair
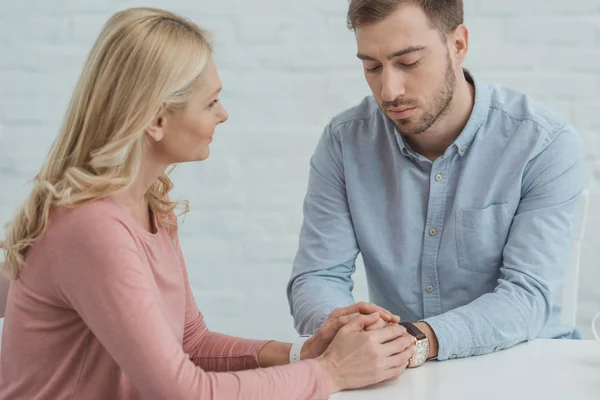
[1,7,213,279]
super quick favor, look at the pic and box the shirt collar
[452,69,491,157]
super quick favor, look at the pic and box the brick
[505,18,597,47]
[573,102,600,131]
[475,0,543,16]
[278,14,354,47]
[463,0,477,15]
[323,70,373,111]
[0,71,72,96]
[193,17,237,48]
[465,17,510,45]
[1,95,67,124]
[216,70,332,127]
[465,45,545,72]
[230,0,287,16]
[476,0,600,16]
[537,48,600,75]
[540,1,600,14]
[61,0,132,13]
[233,16,293,45]
[0,15,70,44]
[479,72,599,102]
[0,43,88,73]
[0,0,69,14]
[69,14,112,45]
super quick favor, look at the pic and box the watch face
[413,339,429,365]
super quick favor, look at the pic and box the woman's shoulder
[48,197,135,241]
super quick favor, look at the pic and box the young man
[287,0,586,366]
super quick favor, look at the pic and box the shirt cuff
[423,311,474,361]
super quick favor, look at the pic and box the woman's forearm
[257,341,293,367]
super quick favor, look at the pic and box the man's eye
[401,60,420,69]
[365,65,382,73]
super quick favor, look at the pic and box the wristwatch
[399,322,429,368]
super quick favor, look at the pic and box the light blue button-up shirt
[287,71,586,360]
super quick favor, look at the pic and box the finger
[357,302,397,322]
[367,323,407,344]
[365,317,388,331]
[385,343,415,369]
[383,363,408,382]
[343,312,381,332]
[335,302,396,322]
[326,314,353,334]
[382,333,416,355]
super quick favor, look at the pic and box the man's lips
[387,107,417,119]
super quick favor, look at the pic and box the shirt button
[495,346,501,352]
[429,228,437,236]
[450,354,457,359]
[426,285,434,293]
[435,174,442,182]
[460,145,468,152]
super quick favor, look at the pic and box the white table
[331,339,600,400]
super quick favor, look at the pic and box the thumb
[344,312,380,332]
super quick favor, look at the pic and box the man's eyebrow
[356,46,426,61]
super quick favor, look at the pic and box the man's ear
[146,107,167,142]
[451,24,469,66]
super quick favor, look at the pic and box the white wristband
[289,335,312,364]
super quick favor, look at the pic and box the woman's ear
[146,108,167,142]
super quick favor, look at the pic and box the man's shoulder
[327,95,383,132]
[487,83,573,140]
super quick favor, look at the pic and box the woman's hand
[317,313,415,394]
[301,302,400,360]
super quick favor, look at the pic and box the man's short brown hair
[347,0,464,36]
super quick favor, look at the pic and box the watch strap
[399,322,426,340]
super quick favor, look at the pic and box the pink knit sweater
[0,197,329,399]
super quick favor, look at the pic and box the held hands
[316,313,415,394]
[297,302,414,394]
[301,302,400,360]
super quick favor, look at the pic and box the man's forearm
[291,287,351,335]
[288,260,358,335]
[289,276,356,335]
[424,283,548,360]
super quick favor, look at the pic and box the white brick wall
[0,0,599,343]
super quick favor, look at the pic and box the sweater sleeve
[173,231,273,372]
[52,211,330,400]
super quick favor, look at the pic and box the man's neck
[405,72,476,162]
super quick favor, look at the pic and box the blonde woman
[0,8,415,399]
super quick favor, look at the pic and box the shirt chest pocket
[455,203,513,274]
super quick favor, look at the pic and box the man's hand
[301,302,400,360]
